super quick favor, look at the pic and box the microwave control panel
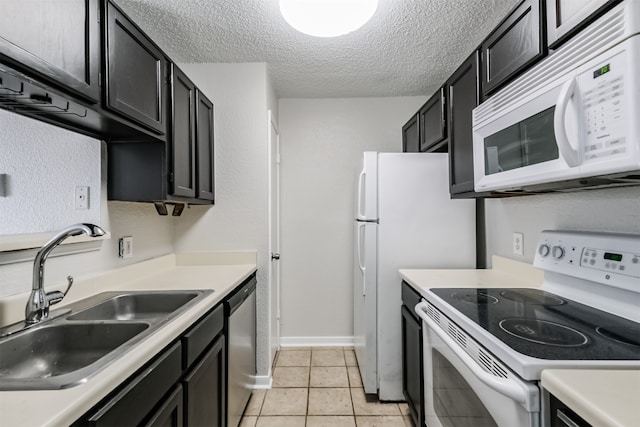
[580,50,627,161]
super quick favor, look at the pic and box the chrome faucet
[25,223,106,324]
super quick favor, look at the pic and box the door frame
[267,110,281,370]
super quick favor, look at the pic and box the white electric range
[415,230,640,427]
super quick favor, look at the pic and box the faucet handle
[47,276,73,306]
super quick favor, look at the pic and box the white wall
[173,63,273,378]
[278,96,426,343]
[485,186,640,264]
[0,109,101,234]
[0,113,174,297]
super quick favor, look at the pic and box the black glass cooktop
[430,288,640,360]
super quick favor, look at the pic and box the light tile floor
[240,347,413,427]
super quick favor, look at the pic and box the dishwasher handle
[226,276,257,315]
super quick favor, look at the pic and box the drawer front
[182,303,224,368]
[86,342,182,427]
[401,281,422,315]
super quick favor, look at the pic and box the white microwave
[473,1,640,193]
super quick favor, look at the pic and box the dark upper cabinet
[419,87,447,153]
[447,51,480,197]
[196,91,215,201]
[104,0,167,134]
[481,0,545,98]
[402,113,420,152]
[170,65,196,199]
[107,66,215,205]
[546,0,620,48]
[0,0,101,103]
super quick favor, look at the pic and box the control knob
[538,244,550,257]
[552,245,565,260]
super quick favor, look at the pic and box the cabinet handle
[557,409,581,427]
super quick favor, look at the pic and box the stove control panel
[534,230,640,293]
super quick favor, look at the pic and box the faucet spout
[25,223,106,324]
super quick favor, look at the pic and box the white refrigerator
[353,152,476,401]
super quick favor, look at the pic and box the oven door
[415,301,540,427]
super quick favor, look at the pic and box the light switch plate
[513,232,524,256]
[119,236,133,259]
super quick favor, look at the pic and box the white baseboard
[253,374,273,389]
[280,336,354,347]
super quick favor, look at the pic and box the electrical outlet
[512,232,524,256]
[75,186,89,210]
[119,236,133,259]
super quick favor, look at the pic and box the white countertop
[542,370,640,427]
[400,255,544,294]
[0,252,257,427]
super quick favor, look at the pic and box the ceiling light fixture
[279,0,378,38]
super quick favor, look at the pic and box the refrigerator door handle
[356,168,366,220]
[356,222,366,295]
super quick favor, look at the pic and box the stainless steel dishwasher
[225,276,256,427]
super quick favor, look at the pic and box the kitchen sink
[67,291,200,321]
[0,323,148,381]
[0,289,212,390]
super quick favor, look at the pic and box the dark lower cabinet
[0,0,100,103]
[104,0,167,134]
[145,385,184,427]
[402,113,420,152]
[74,303,226,427]
[548,394,592,426]
[481,0,545,97]
[183,335,226,426]
[401,282,424,427]
[447,51,481,198]
[78,342,183,427]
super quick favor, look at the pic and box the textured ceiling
[116,0,520,98]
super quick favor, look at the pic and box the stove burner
[451,291,499,305]
[499,318,589,347]
[500,289,565,306]
[596,326,640,347]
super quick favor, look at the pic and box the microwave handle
[554,78,581,167]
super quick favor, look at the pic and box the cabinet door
[546,0,620,48]
[83,342,182,427]
[419,87,447,152]
[447,51,480,197]
[196,91,215,201]
[144,385,184,427]
[0,0,100,103]
[402,305,424,427]
[481,0,545,97]
[402,113,420,152]
[105,1,166,134]
[170,65,196,198]
[183,335,226,427]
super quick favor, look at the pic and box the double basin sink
[0,290,213,390]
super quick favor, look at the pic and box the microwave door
[473,81,583,192]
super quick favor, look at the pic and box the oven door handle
[415,301,530,405]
